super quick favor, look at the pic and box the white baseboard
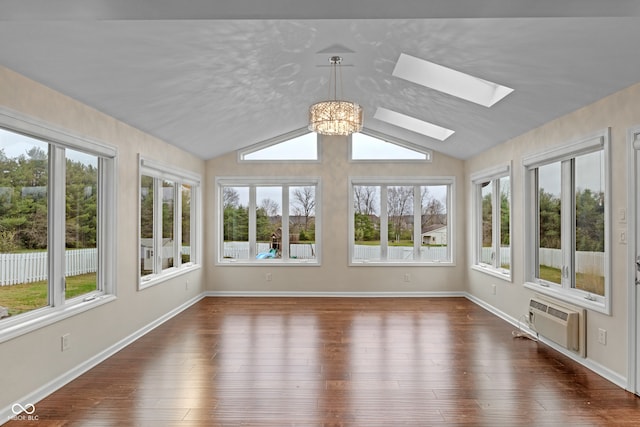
[204,290,467,298]
[465,293,628,389]
[1,293,205,425]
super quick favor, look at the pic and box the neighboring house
[140,237,176,269]
[421,224,447,245]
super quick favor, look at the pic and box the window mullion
[175,183,182,268]
[561,160,575,289]
[380,186,388,260]
[153,178,162,274]
[475,183,483,265]
[282,186,290,260]
[248,186,257,259]
[492,179,501,269]
[49,145,66,307]
[413,186,421,260]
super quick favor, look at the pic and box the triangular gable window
[240,131,318,161]
[351,132,431,161]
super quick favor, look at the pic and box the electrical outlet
[61,333,70,352]
[185,279,189,290]
[619,230,627,244]
[265,273,272,282]
[491,284,497,295]
[598,328,607,345]
[403,273,411,283]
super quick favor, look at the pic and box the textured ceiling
[2,1,640,160]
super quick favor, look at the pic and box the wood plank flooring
[6,297,640,426]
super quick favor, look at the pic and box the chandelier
[308,56,363,136]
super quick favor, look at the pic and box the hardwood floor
[7,297,640,426]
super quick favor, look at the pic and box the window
[239,130,319,162]
[471,164,512,280]
[349,177,454,265]
[0,110,116,342]
[217,177,321,264]
[350,132,432,161]
[139,156,200,289]
[523,130,610,313]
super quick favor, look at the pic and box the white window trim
[237,128,321,163]
[349,129,433,163]
[349,176,455,266]
[522,129,611,314]
[138,155,202,290]
[0,108,118,344]
[470,163,512,282]
[216,176,322,266]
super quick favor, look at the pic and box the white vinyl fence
[353,245,449,262]
[223,242,316,259]
[0,249,97,286]
[480,247,603,275]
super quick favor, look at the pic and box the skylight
[351,132,430,161]
[240,132,318,161]
[374,108,454,141]
[392,53,514,107]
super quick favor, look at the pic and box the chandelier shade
[308,100,363,136]
[308,56,363,136]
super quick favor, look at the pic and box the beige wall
[205,136,466,294]
[465,81,640,378]
[0,66,206,411]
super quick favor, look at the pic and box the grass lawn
[0,273,97,317]
[538,265,604,296]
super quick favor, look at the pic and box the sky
[538,150,605,196]
[0,128,97,166]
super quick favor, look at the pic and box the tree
[354,186,378,215]
[291,187,315,231]
[140,175,154,241]
[500,189,510,246]
[354,213,378,242]
[223,187,240,209]
[387,186,413,242]
[575,188,604,252]
[260,197,280,217]
[223,204,248,241]
[421,189,446,230]
[481,191,492,247]
[538,189,561,249]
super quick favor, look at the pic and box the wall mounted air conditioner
[529,296,586,357]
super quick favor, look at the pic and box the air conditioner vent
[547,306,568,321]
[529,299,548,312]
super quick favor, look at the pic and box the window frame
[523,129,611,314]
[471,163,512,281]
[348,176,455,266]
[216,176,322,266]
[237,128,321,163]
[349,130,433,163]
[138,155,201,290]
[0,107,117,344]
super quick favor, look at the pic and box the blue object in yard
[256,248,277,259]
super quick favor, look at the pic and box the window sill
[217,259,320,266]
[139,264,201,290]
[524,281,609,315]
[349,260,455,267]
[0,293,117,344]
[471,265,512,282]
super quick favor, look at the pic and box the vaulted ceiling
[2,1,640,160]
